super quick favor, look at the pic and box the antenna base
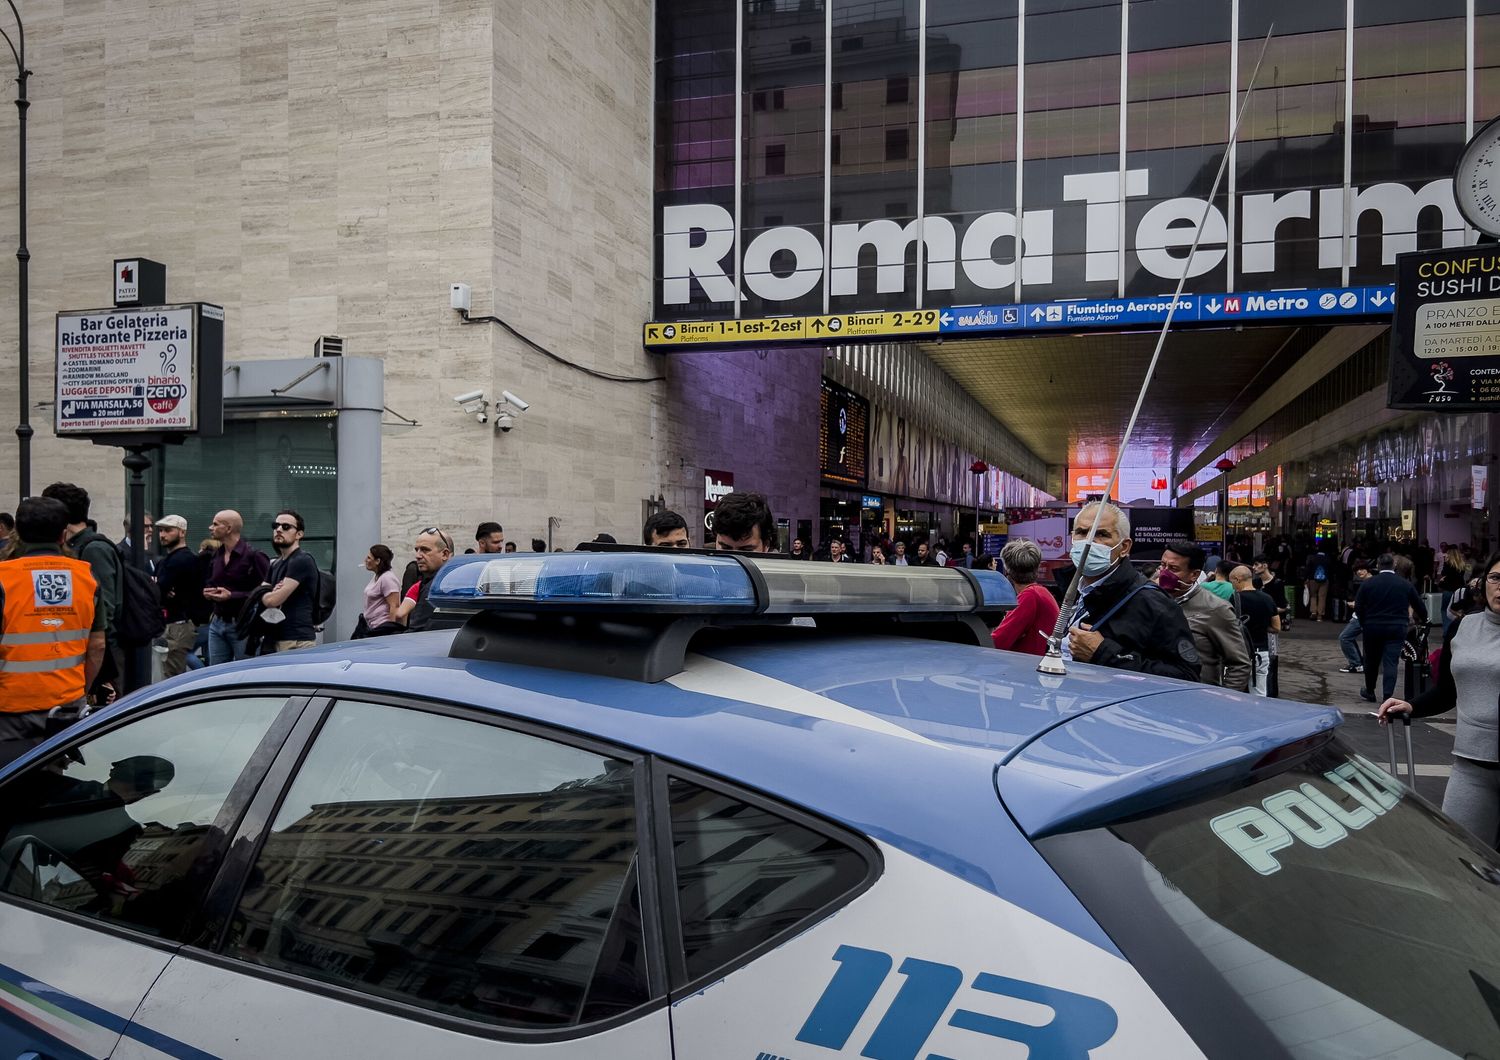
[1036,650,1068,675]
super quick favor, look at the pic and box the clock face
[1455,117,1500,239]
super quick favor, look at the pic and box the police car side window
[222,700,653,1030]
[0,696,288,939]
[668,777,871,982]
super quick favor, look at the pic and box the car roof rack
[430,547,1014,683]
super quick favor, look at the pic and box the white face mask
[1070,539,1119,576]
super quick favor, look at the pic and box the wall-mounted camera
[454,389,488,423]
[494,390,530,433]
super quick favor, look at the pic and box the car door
[115,695,672,1059]
[659,769,1203,1059]
[0,693,301,1060]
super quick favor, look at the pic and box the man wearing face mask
[1064,503,1200,682]
[1157,541,1251,691]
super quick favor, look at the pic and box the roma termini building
[0,1,1493,567]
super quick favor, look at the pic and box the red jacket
[992,583,1061,657]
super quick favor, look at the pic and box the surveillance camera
[475,411,488,424]
[501,390,530,412]
[495,412,515,433]
[453,389,484,405]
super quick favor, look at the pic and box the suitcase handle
[1382,711,1416,787]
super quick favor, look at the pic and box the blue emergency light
[429,550,1015,682]
[428,551,1015,615]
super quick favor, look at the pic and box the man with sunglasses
[397,527,453,632]
[203,510,270,665]
[261,511,319,652]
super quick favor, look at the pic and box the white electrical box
[450,283,472,312]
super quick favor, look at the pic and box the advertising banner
[1391,246,1500,411]
[1474,465,1489,510]
[1126,509,1196,561]
[1007,515,1069,561]
[55,303,223,438]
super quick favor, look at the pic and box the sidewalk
[1276,617,1452,805]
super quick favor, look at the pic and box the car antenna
[1038,26,1276,677]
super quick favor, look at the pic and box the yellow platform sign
[644,309,943,348]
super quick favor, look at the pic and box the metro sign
[662,170,1467,307]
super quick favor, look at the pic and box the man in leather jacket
[1065,503,1201,683]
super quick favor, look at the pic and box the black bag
[115,562,165,647]
[312,567,336,628]
[76,529,162,647]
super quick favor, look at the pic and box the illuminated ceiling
[917,325,1317,471]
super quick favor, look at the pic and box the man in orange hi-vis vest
[0,496,107,767]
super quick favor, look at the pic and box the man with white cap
[156,515,207,677]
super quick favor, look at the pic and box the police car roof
[145,629,1339,843]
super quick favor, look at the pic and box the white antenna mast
[1038,27,1276,676]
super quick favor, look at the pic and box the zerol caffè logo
[661,171,1462,306]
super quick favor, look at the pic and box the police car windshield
[1039,738,1500,1059]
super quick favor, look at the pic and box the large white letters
[1135,198,1227,279]
[1319,182,1465,269]
[658,176,1463,306]
[830,218,956,295]
[1062,169,1149,282]
[661,203,736,304]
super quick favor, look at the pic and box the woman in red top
[992,539,1061,656]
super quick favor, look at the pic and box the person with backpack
[1303,543,1333,622]
[42,482,123,701]
[260,510,320,652]
[203,509,270,665]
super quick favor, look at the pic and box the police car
[0,549,1497,1060]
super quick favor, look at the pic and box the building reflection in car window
[0,697,287,938]
[669,777,870,981]
[224,700,651,1029]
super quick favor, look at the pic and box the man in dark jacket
[1355,553,1425,703]
[1065,503,1200,682]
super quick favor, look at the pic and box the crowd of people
[4,483,1497,834]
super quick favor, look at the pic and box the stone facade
[0,0,663,548]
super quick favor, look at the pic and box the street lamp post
[1215,457,1236,550]
[0,3,29,500]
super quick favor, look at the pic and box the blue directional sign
[644,284,1397,350]
[937,285,1395,336]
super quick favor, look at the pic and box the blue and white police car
[1,549,1497,1060]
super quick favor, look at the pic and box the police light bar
[429,552,1016,616]
[428,552,758,614]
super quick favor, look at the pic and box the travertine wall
[0,0,663,548]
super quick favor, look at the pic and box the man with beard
[259,510,320,652]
